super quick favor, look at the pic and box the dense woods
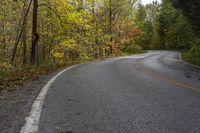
[0,0,200,88]
[136,0,200,64]
[0,0,141,67]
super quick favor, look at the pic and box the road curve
[38,51,200,133]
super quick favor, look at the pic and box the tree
[158,0,193,49]
[170,0,200,34]
[30,0,39,64]
[135,1,160,49]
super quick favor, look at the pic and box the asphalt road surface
[38,51,200,133]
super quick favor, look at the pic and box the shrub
[182,38,200,65]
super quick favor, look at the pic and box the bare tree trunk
[109,0,113,54]
[22,0,28,65]
[22,25,27,64]
[93,1,100,57]
[11,0,32,63]
[109,0,112,36]
[30,0,38,64]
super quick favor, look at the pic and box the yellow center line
[134,62,200,93]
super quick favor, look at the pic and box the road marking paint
[134,63,200,93]
[20,65,78,133]
[20,53,155,133]
[20,52,173,133]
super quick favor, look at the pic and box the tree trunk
[30,0,38,64]
[22,25,27,65]
[11,0,32,64]
[109,0,113,54]
[22,0,28,65]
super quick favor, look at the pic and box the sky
[141,0,161,5]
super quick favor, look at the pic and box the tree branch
[11,0,33,63]
[38,3,63,28]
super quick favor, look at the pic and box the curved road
[37,51,200,133]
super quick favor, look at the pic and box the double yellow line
[134,62,200,93]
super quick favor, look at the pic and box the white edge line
[20,65,78,133]
[178,52,200,68]
[20,52,156,133]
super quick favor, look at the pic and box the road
[34,51,199,133]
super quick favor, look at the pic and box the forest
[0,0,200,88]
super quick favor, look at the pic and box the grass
[181,50,200,66]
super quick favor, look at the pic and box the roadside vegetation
[182,44,200,66]
[0,0,199,89]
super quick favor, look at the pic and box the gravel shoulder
[0,69,62,133]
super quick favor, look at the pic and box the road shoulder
[0,70,59,133]
[178,52,200,68]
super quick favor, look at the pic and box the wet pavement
[38,51,200,133]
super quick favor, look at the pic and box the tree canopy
[0,0,199,71]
